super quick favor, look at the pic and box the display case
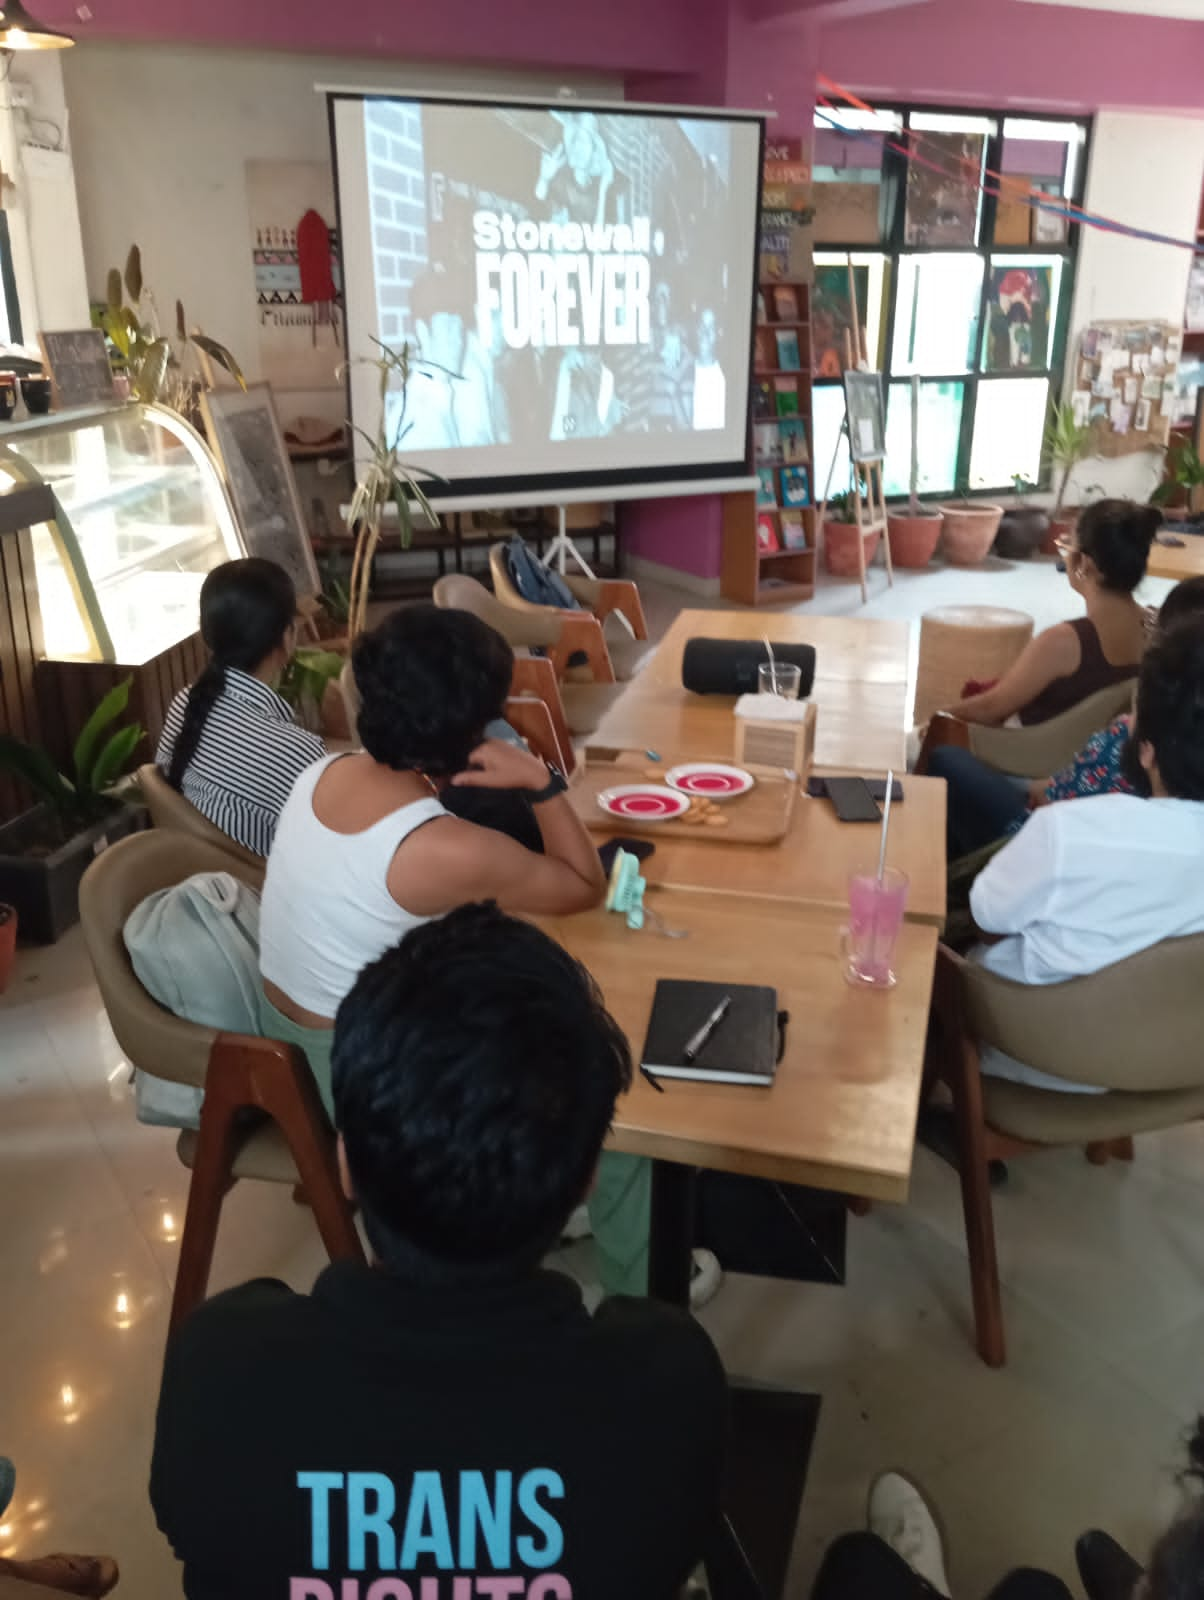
[0,401,242,665]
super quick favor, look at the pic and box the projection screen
[329,93,765,499]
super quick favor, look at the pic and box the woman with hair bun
[943,497,1158,729]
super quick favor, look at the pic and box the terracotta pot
[823,518,881,578]
[0,902,16,994]
[1043,512,1076,557]
[938,502,1004,566]
[887,510,943,569]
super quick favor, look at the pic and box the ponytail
[167,661,226,791]
[162,556,298,791]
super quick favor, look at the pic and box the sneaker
[867,1471,951,1598]
[560,1204,592,1244]
[689,1248,722,1310]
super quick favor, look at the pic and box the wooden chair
[917,677,1137,779]
[487,543,650,681]
[932,936,1204,1367]
[136,763,265,877]
[77,831,364,1335]
[433,574,625,739]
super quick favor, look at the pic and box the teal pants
[258,992,336,1119]
[258,994,653,1299]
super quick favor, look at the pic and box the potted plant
[822,488,881,578]
[994,475,1050,561]
[887,375,943,568]
[1042,401,1096,553]
[938,480,1005,566]
[0,901,15,993]
[1151,440,1204,525]
[0,680,146,943]
[279,646,347,734]
[342,340,445,639]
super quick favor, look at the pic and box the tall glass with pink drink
[844,867,909,989]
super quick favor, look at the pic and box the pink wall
[820,0,1204,115]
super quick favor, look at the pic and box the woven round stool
[914,604,1034,724]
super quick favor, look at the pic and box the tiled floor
[3,558,1199,1598]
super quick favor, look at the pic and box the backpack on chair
[505,535,580,611]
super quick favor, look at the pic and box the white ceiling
[1015,0,1204,18]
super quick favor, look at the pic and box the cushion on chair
[967,678,1137,779]
[177,1119,300,1185]
[983,1077,1204,1144]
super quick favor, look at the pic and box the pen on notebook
[683,995,732,1063]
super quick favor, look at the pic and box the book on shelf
[754,327,776,371]
[774,381,800,418]
[780,510,808,550]
[772,284,800,321]
[753,421,783,465]
[774,328,802,371]
[756,466,778,506]
[781,465,810,508]
[752,380,774,420]
[756,511,781,553]
[779,417,809,464]
[756,289,767,322]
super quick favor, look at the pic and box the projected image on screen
[332,95,763,495]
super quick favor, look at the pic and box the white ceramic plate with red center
[664,763,755,800]
[597,785,692,822]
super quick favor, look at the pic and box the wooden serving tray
[570,756,798,845]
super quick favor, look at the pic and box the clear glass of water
[757,661,802,699]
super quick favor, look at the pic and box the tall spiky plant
[343,339,445,640]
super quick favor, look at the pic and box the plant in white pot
[887,375,943,568]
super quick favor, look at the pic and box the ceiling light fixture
[0,0,74,50]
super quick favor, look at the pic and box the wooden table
[639,775,947,927]
[537,893,938,1206]
[589,608,914,773]
[1147,533,1204,583]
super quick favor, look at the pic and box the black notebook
[641,980,780,1086]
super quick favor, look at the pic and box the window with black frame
[810,104,1090,502]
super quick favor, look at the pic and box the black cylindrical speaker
[681,638,817,697]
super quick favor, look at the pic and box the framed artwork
[812,264,869,379]
[201,383,319,597]
[843,369,886,464]
[904,131,984,247]
[39,329,115,409]
[983,266,1052,371]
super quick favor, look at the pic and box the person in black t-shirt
[151,904,727,1600]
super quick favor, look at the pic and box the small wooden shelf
[760,546,811,561]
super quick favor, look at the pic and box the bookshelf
[721,278,816,606]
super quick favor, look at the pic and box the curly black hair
[332,903,632,1275]
[350,603,512,777]
[1134,615,1204,801]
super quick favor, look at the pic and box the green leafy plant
[278,647,346,730]
[1011,473,1037,502]
[0,678,144,838]
[1151,441,1204,507]
[101,245,245,424]
[1043,402,1096,517]
[341,339,446,639]
[826,491,859,524]
[320,576,352,626]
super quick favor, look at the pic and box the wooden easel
[815,259,893,605]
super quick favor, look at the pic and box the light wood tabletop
[588,608,914,774]
[1147,534,1204,583]
[637,774,947,927]
[534,894,937,1203]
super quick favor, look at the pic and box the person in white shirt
[691,307,726,431]
[969,615,1204,1093]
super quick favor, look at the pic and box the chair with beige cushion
[918,677,1136,779]
[933,936,1204,1368]
[433,573,624,740]
[487,543,650,682]
[137,762,266,873]
[78,831,364,1334]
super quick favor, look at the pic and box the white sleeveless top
[259,754,447,1019]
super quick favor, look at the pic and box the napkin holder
[733,694,817,781]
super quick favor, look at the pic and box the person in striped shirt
[156,559,325,858]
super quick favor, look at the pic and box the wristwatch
[530,762,568,804]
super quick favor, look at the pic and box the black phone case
[823,776,882,823]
